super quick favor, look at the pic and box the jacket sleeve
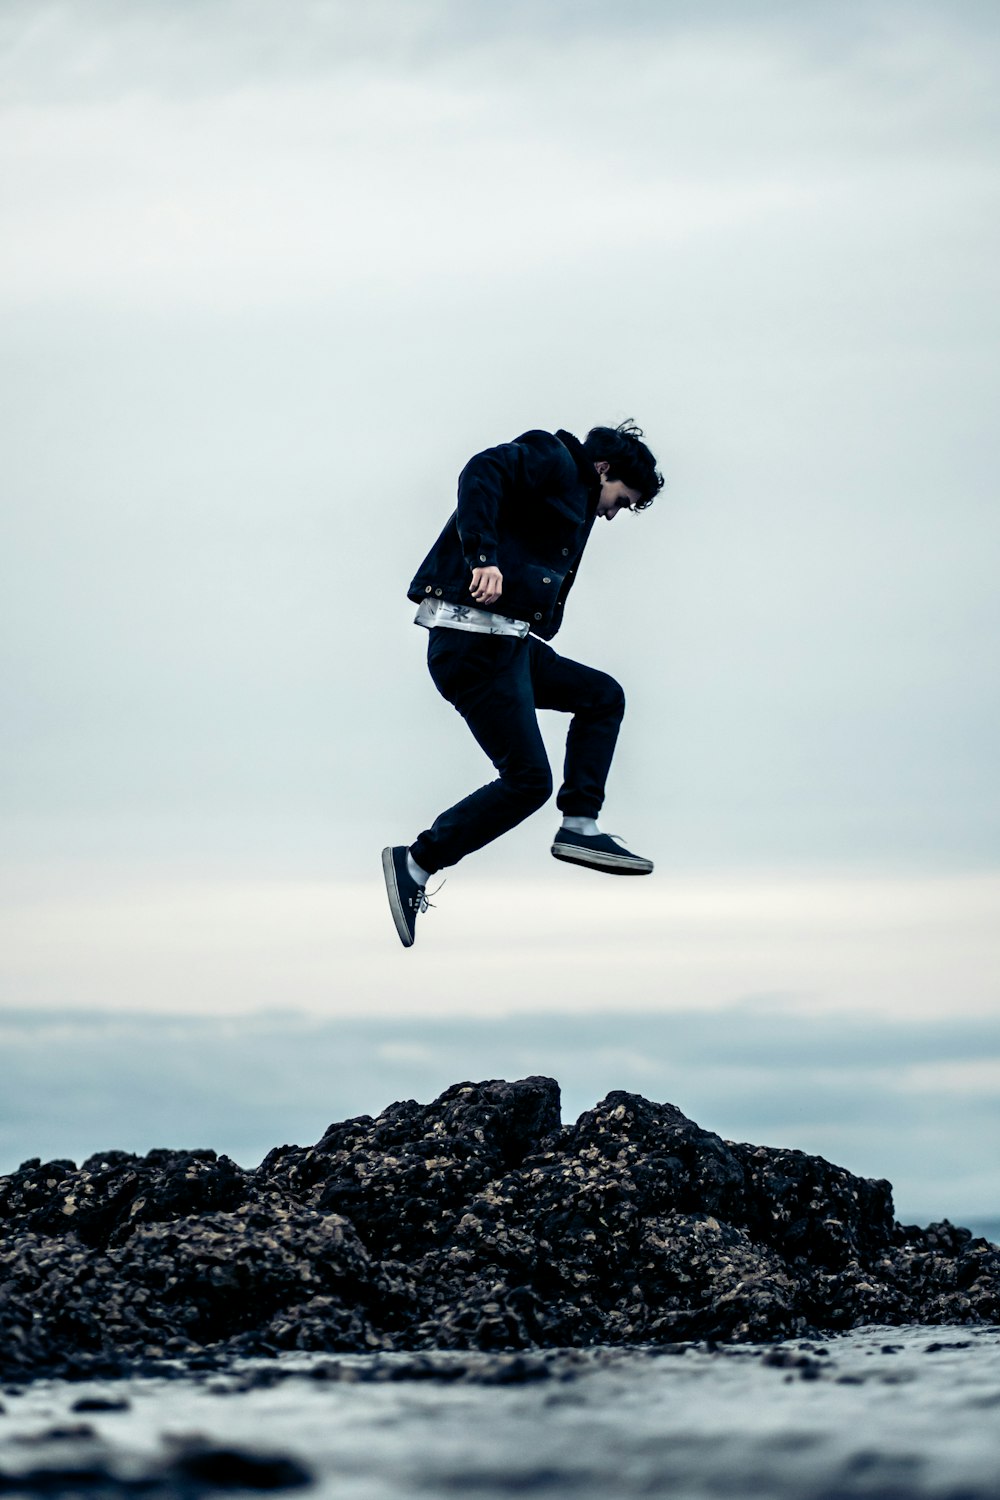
[454,431,561,571]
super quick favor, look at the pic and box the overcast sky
[3,0,998,867]
[2,2,998,1208]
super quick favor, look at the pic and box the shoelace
[413,878,446,914]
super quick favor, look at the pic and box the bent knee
[504,762,553,810]
[597,673,626,719]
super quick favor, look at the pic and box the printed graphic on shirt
[414,598,529,637]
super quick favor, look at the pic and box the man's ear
[594,460,609,476]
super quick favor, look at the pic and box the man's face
[595,463,642,520]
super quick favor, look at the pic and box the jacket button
[424,585,432,594]
[533,612,542,621]
[542,576,551,584]
[479,554,487,562]
[561,548,569,556]
[435,588,443,596]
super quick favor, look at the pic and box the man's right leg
[409,630,553,875]
[528,637,653,876]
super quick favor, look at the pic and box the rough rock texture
[1,1078,997,1382]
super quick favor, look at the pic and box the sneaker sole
[551,844,653,876]
[382,846,415,947]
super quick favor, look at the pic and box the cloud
[2,871,998,1024]
[2,1,997,309]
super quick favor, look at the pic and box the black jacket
[407,429,600,641]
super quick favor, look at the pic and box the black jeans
[410,629,625,874]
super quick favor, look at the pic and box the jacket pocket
[493,560,567,625]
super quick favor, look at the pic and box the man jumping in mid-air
[382,420,664,947]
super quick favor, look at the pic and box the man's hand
[469,565,503,607]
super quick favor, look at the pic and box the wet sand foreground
[1,1327,999,1498]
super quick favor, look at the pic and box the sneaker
[551,828,654,876]
[382,846,433,947]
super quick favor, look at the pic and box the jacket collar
[548,429,600,525]
[556,429,600,494]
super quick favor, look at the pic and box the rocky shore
[2,1078,997,1383]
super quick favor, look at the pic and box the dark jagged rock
[0,1077,997,1382]
[1,1150,247,1253]
[262,1075,562,1259]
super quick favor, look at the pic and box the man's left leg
[528,637,654,875]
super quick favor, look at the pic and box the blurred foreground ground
[2,1326,999,1499]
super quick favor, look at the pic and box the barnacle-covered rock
[1,1077,997,1382]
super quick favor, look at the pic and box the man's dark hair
[582,420,664,511]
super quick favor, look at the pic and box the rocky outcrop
[1,1078,997,1381]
